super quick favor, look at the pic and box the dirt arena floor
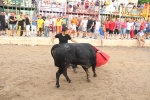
[0,45,150,100]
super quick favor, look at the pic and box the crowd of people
[0,11,150,47]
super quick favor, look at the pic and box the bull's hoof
[87,79,91,82]
[67,80,71,83]
[56,85,60,88]
[93,74,97,77]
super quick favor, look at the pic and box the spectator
[70,16,78,34]
[91,17,96,37]
[4,12,8,35]
[52,15,57,35]
[94,18,101,39]
[44,16,51,37]
[109,18,116,39]
[99,24,105,46]
[56,16,63,34]
[81,0,85,9]
[70,21,76,38]
[87,17,93,38]
[145,20,150,39]
[140,19,146,31]
[31,14,38,35]
[25,14,31,37]
[137,30,145,47]
[85,0,89,10]
[89,0,95,12]
[81,17,88,38]
[16,15,25,36]
[42,13,46,21]
[104,18,110,39]
[95,0,100,13]
[134,20,141,38]
[0,12,5,36]
[9,13,17,36]
[126,19,134,39]
[68,1,74,12]
[114,18,121,39]
[113,0,119,11]
[62,15,69,28]
[37,15,44,36]
[76,16,82,37]
[120,19,127,39]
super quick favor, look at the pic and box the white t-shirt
[95,21,101,30]
[44,19,50,26]
[127,22,134,30]
[138,31,144,37]
[70,24,76,32]
[5,15,8,23]
[81,20,88,28]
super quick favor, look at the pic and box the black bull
[51,43,97,88]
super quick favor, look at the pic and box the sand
[0,45,150,100]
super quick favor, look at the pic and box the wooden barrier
[0,37,150,47]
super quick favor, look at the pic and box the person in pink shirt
[120,19,127,39]
[114,18,121,39]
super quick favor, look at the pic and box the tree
[138,0,149,4]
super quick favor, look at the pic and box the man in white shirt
[80,17,88,38]
[44,16,50,37]
[94,18,101,39]
[126,19,134,39]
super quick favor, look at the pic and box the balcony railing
[0,0,36,8]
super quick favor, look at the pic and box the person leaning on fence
[136,30,145,47]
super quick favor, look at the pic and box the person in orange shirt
[71,16,78,26]
[56,16,63,34]
[70,16,78,36]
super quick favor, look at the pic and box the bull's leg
[82,66,90,82]
[63,68,71,83]
[92,64,97,77]
[56,68,63,88]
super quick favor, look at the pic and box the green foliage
[138,0,150,4]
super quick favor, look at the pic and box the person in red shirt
[109,18,116,39]
[85,0,89,9]
[140,20,146,31]
[104,18,110,39]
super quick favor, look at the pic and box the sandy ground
[0,45,150,100]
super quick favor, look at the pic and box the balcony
[0,0,36,8]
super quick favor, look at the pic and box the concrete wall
[0,37,150,47]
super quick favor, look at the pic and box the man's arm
[71,38,78,43]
